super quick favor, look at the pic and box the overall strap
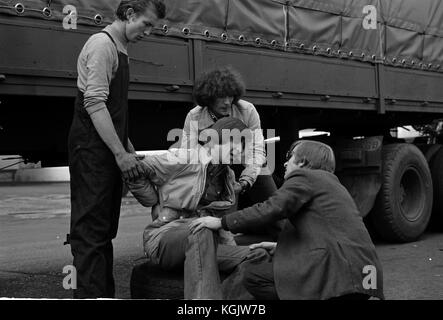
[100,31,117,48]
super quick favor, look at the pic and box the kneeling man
[190,140,385,300]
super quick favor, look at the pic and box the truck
[1,0,443,243]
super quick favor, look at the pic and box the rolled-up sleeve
[181,112,192,149]
[240,105,266,186]
[127,177,158,207]
[181,111,200,149]
[82,36,117,115]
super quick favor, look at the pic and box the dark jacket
[222,168,384,300]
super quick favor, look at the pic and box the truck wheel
[429,147,443,230]
[370,143,433,242]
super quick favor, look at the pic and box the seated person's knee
[246,247,271,263]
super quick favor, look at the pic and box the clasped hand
[116,152,147,181]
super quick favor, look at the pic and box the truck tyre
[429,147,443,230]
[370,143,433,242]
[416,143,442,163]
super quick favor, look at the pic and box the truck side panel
[201,42,378,99]
[0,18,194,101]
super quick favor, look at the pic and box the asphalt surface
[0,182,442,299]
[0,182,151,299]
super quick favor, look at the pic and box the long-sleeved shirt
[76,23,128,115]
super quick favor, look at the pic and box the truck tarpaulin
[1,0,443,72]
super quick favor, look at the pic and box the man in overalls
[68,0,166,298]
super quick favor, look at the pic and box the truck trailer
[1,0,443,242]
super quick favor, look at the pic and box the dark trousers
[69,144,122,298]
[237,174,283,241]
[243,260,371,300]
[242,260,279,300]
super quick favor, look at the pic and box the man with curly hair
[181,67,281,241]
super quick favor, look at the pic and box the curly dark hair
[193,67,246,108]
[116,0,166,20]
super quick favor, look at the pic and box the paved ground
[0,182,442,299]
[0,182,150,299]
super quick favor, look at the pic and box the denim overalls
[68,31,129,298]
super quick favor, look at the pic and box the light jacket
[181,99,266,187]
[128,146,237,262]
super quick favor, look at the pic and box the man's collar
[208,109,229,122]
[104,22,129,53]
[198,106,233,130]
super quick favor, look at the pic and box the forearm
[241,129,266,186]
[239,163,262,187]
[221,194,289,233]
[127,176,158,207]
[221,207,275,234]
[181,113,200,149]
[127,138,136,153]
[223,178,312,233]
[89,105,127,156]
